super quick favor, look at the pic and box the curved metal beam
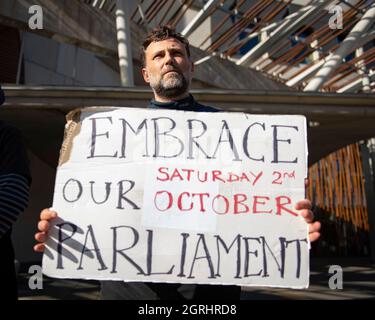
[304,3,375,91]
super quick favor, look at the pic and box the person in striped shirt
[0,85,31,300]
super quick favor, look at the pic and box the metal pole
[355,47,371,93]
[181,0,217,38]
[286,55,331,87]
[16,32,25,85]
[337,70,375,92]
[236,1,328,67]
[116,0,134,86]
[304,3,375,91]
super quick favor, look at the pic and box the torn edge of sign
[58,108,82,167]
[58,106,126,166]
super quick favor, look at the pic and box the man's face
[142,38,194,100]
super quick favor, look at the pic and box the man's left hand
[295,199,321,242]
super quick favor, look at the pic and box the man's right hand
[33,208,58,252]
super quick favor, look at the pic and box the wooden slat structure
[307,142,371,256]
[308,142,368,231]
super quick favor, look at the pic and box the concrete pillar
[115,0,134,86]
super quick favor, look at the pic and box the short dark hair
[140,25,191,67]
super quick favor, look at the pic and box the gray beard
[152,73,189,99]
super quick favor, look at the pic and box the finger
[38,220,50,232]
[309,221,321,233]
[304,178,309,187]
[34,243,45,253]
[309,232,320,243]
[35,232,48,243]
[295,199,312,210]
[40,208,58,221]
[301,209,314,223]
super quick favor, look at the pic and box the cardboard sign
[43,106,309,288]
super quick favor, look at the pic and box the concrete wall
[22,32,120,86]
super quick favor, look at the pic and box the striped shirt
[0,121,31,239]
[0,174,30,237]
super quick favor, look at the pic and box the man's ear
[142,68,150,83]
[190,61,195,74]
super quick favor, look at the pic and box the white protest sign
[43,106,309,288]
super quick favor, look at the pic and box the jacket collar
[149,94,198,111]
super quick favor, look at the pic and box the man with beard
[140,26,217,113]
[34,26,321,300]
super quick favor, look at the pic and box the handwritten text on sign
[43,107,309,288]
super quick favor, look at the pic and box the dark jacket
[148,94,219,113]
